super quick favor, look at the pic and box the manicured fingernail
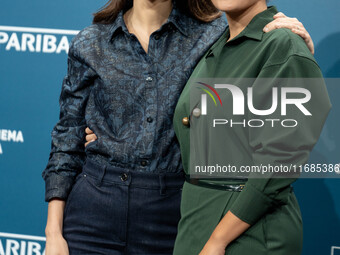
[263,27,269,32]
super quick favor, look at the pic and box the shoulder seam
[283,28,295,53]
[263,28,318,69]
[262,53,320,71]
[263,28,293,68]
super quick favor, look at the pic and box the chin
[211,0,259,13]
[211,0,243,12]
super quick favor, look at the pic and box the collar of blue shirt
[108,0,191,42]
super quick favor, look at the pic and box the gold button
[182,117,189,126]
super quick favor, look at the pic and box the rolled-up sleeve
[229,55,332,225]
[42,39,96,202]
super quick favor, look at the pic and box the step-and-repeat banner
[1,0,339,254]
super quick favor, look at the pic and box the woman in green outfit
[173,1,331,255]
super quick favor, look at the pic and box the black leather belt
[185,175,245,192]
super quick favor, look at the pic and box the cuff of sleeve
[44,174,74,202]
[229,183,274,225]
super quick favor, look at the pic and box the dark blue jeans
[63,158,184,254]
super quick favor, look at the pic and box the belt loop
[159,174,166,195]
[96,165,106,187]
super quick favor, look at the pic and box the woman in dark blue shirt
[42,0,315,254]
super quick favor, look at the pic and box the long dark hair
[93,0,221,24]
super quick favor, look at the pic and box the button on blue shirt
[42,4,226,202]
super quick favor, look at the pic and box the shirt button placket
[138,73,156,162]
[145,76,155,125]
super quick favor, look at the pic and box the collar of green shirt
[206,6,278,59]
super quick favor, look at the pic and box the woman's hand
[199,237,226,255]
[45,199,69,255]
[263,12,315,54]
[85,127,97,147]
[45,233,69,255]
[199,211,250,255]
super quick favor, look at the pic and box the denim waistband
[82,158,185,190]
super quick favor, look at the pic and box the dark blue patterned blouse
[42,4,226,202]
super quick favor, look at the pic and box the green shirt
[173,6,331,225]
